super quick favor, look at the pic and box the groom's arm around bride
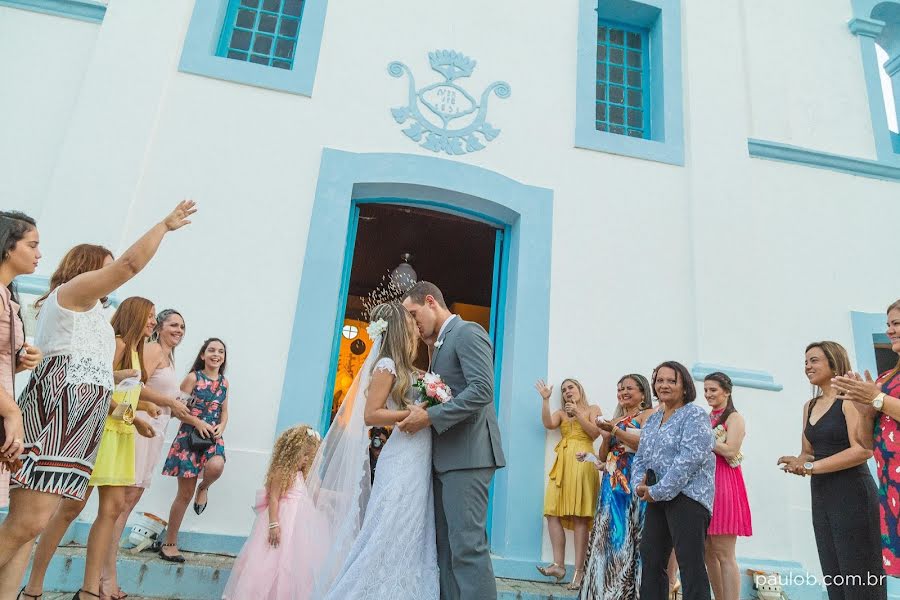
[400,282,505,600]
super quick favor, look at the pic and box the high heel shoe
[566,569,584,591]
[72,591,100,600]
[17,588,41,600]
[669,580,682,600]
[536,562,566,582]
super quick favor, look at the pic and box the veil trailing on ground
[293,339,380,599]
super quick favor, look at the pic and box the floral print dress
[162,370,227,478]
[873,368,900,575]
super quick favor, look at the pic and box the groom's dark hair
[402,281,448,309]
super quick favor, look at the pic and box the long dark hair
[0,211,37,310]
[651,361,696,403]
[191,337,227,375]
[705,371,736,428]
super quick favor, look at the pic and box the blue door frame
[276,148,553,579]
[317,200,510,433]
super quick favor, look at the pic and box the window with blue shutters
[595,21,650,139]
[575,0,684,165]
[179,0,327,96]
[218,0,304,70]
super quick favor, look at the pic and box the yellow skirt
[88,417,136,487]
[543,438,600,530]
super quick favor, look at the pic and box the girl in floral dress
[160,338,229,562]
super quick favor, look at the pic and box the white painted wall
[0,0,896,573]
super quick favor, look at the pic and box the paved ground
[42,577,578,600]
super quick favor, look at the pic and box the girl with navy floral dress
[160,338,229,563]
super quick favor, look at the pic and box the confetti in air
[361,271,417,321]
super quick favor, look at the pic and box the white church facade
[2,0,900,597]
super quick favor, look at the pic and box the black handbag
[188,429,215,452]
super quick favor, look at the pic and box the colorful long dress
[873,368,900,575]
[544,417,600,530]
[161,370,227,478]
[580,413,645,600]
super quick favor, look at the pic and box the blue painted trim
[691,362,783,392]
[748,138,900,182]
[0,0,105,23]
[275,148,553,566]
[851,310,888,378]
[893,130,900,153]
[12,273,120,307]
[848,3,900,166]
[575,0,684,165]
[178,0,328,96]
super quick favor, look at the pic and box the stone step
[34,544,579,600]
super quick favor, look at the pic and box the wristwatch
[873,392,886,412]
[803,461,815,475]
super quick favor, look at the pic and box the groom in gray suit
[400,281,506,600]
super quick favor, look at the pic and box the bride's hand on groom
[397,404,431,434]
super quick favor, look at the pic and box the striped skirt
[11,355,111,501]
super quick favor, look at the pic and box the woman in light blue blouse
[632,361,716,600]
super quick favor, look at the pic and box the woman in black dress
[778,341,885,600]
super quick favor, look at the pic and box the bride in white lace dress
[295,302,438,600]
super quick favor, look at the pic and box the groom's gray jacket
[426,317,506,473]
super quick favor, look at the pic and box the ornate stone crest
[388,50,511,155]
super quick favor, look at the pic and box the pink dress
[0,286,24,508]
[708,409,752,536]
[133,360,180,488]
[223,473,323,600]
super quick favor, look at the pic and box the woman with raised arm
[536,378,602,591]
[0,201,195,600]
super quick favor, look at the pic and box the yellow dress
[543,418,600,530]
[89,349,140,487]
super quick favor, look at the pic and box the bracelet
[268,522,279,529]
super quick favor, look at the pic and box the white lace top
[34,288,115,389]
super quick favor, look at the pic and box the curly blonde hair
[264,424,321,498]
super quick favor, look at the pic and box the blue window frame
[848,0,900,166]
[576,0,684,165]
[179,0,328,96]
[217,0,304,70]
[595,20,650,139]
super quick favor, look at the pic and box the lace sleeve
[373,357,397,376]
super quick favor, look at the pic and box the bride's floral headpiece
[306,428,321,441]
[366,318,389,340]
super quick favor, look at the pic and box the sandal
[536,562,566,582]
[566,569,584,591]
[18,589,41,600]
[73,591,100,600]
[158,543,186,563]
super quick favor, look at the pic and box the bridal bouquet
[713,424,744,467]
[414,372,452,408]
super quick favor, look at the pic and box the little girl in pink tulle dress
[222,424,323,600]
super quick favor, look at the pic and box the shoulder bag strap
[8,296,15,398]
